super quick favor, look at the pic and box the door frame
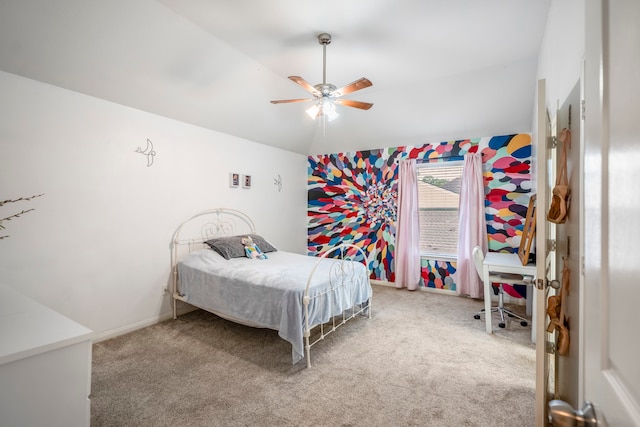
[534,78,548,426]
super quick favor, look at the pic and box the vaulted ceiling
[0,0,551,155]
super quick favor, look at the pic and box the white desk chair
[472,246,532,328]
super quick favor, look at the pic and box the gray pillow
[205,234,277,260]
[205,237,245,260]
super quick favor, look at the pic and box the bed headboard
[171,208,256,265]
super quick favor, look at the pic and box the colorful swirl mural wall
[308,134,532,291]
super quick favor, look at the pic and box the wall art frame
[229,173,240,188]
[242,174,252,189]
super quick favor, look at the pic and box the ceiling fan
[270,33,373,121]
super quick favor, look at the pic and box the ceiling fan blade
[288,76,319,95]
[270,98,313,104]
[333,77,372,96]
[334,99,374,110]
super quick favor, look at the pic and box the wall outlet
[162,286,169,295]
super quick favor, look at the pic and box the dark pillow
[204,234,277,260]
[205,236,245,260]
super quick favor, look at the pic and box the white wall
[0,71,308,339]
[531,0,584,192]
[537,0,585,113]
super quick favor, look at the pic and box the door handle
[548,400,602,427]
[535,278,561,290]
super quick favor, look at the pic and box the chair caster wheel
[474,314,480,320]
[520,321,528,327]
[499,323,506,328]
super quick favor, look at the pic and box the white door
[574,0,640,425]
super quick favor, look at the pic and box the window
[416,161,464,257]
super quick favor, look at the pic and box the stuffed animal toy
[241,236,268,260]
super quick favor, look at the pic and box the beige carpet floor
[91,285,535,426]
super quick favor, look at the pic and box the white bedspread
[177,249,372,363]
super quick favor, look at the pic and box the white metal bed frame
[170,208,372,367]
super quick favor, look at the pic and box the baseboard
[371,279,457,295]
[370,279,393,287]
[371,279,525,303]
[91,305,198,343]
[91,314,170,343]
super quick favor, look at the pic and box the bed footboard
[303,244,372,368]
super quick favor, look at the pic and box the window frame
[416,159,464,260]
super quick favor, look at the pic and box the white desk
[482,252,536,339]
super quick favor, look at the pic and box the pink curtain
[456,152,487,298]
[395,159,421,290]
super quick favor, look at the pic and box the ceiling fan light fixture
[305,103,320,119]
[306,98,339,122]
[321,99,339,122]
[270,33,373,119]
